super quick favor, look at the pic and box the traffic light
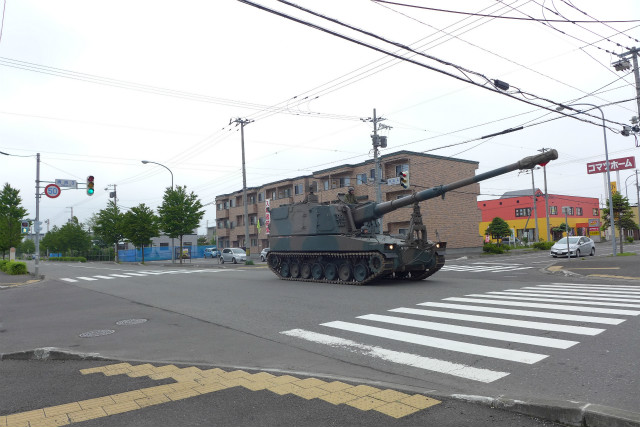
[400,171,410,189]
[21,221,29,234]
[87,176,95,196]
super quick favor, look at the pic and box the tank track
[383,253,446,281]
[267,251,393,286]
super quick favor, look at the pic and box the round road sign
[45,184,61,198]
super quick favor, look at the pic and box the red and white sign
[587,156,635,174]
[265,199,270,235]
[44,184,61,198]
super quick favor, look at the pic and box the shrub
[6,261,28,275]
[626,236,634,244]
[47,257,87,262]
[532,241,554,250]
[245,260,255,265]
[483,243,508,254]
[0,259,8,272]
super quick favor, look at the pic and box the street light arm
[141,160,174,189]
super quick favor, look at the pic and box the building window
[251,238,258,246]
[549,206,558,215]
[250,216,257,225]
[593,208,598,216]
[339,177,350,188]
[395,164,409,176]
[294,184,304,195]
[356,173,367,185]
[568,207,574,215]
[184,242,192,247]
[160,242,169,247]
[323,180,329,191]
[398,228,408,236]
[576,207,583,216]
[230,199,236,208]
[515,208,531,217]
[217,203,223,210]
[370,169,376,179]
[272,191,276,200]
[258,192,264,202]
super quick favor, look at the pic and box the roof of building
[500,189,541,198]
[216,150,478,199]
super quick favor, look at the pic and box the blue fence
[118,245,215,263]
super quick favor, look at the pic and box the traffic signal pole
[35,153,41,276]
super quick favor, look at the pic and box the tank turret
[266,150,558,285]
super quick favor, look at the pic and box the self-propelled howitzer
[266,149,558,285]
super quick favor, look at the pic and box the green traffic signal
[87,175,95,196]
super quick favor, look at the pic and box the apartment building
[215,150,482,254]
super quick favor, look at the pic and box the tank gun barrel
[352,149,558,226]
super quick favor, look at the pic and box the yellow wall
[479,217,594,242]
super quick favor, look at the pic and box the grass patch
[245,260,255,265]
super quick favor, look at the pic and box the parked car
[260,248,270,262]
[220,247,247,264]
[203,247,220,258]
[550,236,595,258]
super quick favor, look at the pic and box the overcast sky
[1,0,639,235]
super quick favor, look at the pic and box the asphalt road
[1,254,639,426]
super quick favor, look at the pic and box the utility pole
[231,117,253,256]
[361,108,390,233]
[105,184,119,262]
[34,153,41,276]
[538,148,551,242]
[67,206,74,222]
[614,47,640,118]
[530,169,539,243]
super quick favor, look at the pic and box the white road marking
[390,307,604,335]
[418,302,625,324]
[496,290,640,303]
[357,314,579,349]
[280,329,510,383]
[92,275,115,280]
[445,297,640,316]
[109,274,133,278]
[537,285,640,295]
[469,293,640,308]
[321,321,548,364]
[76,277,98,281]
[550,283,640,290]
[59,278,78,283]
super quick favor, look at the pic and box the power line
[370,1,640,23]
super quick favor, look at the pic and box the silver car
[220,248,247,264]
[550,236,595,257]
[260,248,270,262]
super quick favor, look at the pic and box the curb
[3,348,639,427]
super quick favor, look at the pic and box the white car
[260,248,270,262]
[220,248,247,264]
[550,236,595,258]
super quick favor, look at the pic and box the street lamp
[556,103,616,255]
[141,160,175,262]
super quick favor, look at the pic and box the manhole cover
[79,329,115,338]
[115,318,148,326]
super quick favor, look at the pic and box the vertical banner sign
[265,199,271,235]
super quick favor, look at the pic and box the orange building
[478,189,600,242]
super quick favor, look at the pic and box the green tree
[197,235,208,246]
[122,204,160,263]
[18,238,35,256]
[485,217,511,243]
[157,186,204,264]
[58,218,92,255]
[601,192,638,254]
[0,183,29,259]
[41,225,62,254]
[93,201,124,262]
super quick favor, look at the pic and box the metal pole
[531,169,539,242]
[241,121,250,256]
[35,153,40,276]
[631,50,640,119]
[372,109,384,232]
[541,151,551,242]
[560,103,616,255]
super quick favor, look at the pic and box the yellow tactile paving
[4,362,441,425]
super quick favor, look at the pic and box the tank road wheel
[268,254,280,268]
[353,262,369,282]
[301,263,312,279]
[368,254,384,274]
[280,262,291,277]
[338,263,353,282]
[324,263,338,281]
[311,263,324,280]
[290,261,301,278]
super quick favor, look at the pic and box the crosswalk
[440,262,535,273]
[281,282,640,383]
[59,269,230,283]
